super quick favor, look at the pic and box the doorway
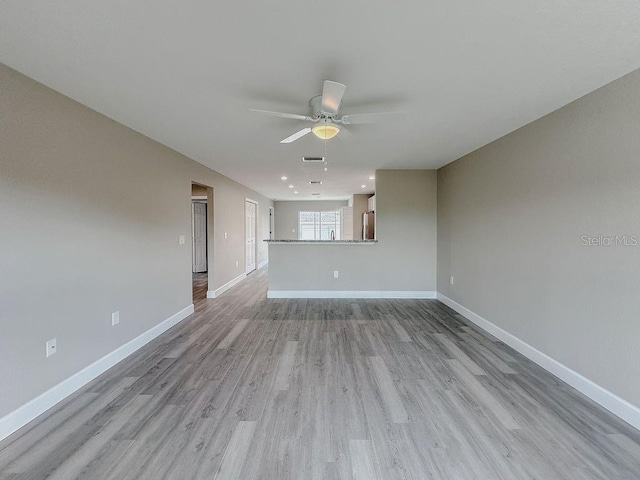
[192,201,207,273]
[192,183,212,301]
[245,199,257,274]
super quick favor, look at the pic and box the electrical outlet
[224,232,228,239]
[46,338,57,357]
[334,271,339,278]
[450,276,454,285]
[179,235,185,245]
[292,228,296,233]
[112,311,120,326]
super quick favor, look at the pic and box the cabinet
[340,206,353,240]
[367,195,376,212]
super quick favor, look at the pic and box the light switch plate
[179,235,186,245]
[46,338,57,357]
[112,311,120,326]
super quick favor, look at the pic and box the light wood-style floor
[2,268,640,479]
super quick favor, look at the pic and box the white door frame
[269,206,275,240]
[245,198,258,274]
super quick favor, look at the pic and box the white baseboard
[207,273,247,298]
[436,292,640,431]
[0,304,194,442]
[258,259,269,269]
[267,290,437,299]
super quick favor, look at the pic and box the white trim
[0,304,194,442]
[436,292,640,431]
[207,273,247,298]
[191,196,207,201]
[267,290,436,299]
[258,259,269,269]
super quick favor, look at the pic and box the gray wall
[268,170,437,292]
[274,200,348,240]
[0,63,272,418]
[437,69,640,407]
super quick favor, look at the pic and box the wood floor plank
[447,358,520,431]
[273,341,299,391]
[368,356,409,424]
[217,318,251,350]
[215,421,257,479]
[385,314,412,342]
[435,333,486,376]
[46,395,153,480]
[349,439,379,480]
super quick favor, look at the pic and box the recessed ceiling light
[369,176,375,180]
[361,184,366,188]
[293,190,299,194]
[288,185,294,188]
[281,176,288,180]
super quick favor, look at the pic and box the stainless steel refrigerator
[363,212,375,239]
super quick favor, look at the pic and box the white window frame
[298,211,341,240]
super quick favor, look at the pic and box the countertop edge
[264,240,377,244]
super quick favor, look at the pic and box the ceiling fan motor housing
[309,95,341,119]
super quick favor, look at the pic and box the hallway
[1,268,639,479]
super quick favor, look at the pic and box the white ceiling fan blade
[321,81,346,115]
[250,109,312,121]
[280,128,312,144]
[337,125,352,138]
[340,111,404,125]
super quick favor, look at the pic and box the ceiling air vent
[309,180,322,185]
[302,156,325,163]
[312,193,321,196]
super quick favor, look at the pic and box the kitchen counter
[264,239,434,299]
[264,239,377,244]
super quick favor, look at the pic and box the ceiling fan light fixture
[312,123,340,140]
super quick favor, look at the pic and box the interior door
[192,202,207,273]
[245,200,257,273]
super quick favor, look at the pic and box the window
[299,211,341,240]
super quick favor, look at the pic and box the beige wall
[0,63,272,418]
[437,69,640,407]
[274,200,348,240]
[351,194,371,240]
[268,170,437,292]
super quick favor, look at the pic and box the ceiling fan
[250,80,403,144]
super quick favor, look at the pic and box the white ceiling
[2,1,640,200]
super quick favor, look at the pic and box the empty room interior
[2,1,640,479]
